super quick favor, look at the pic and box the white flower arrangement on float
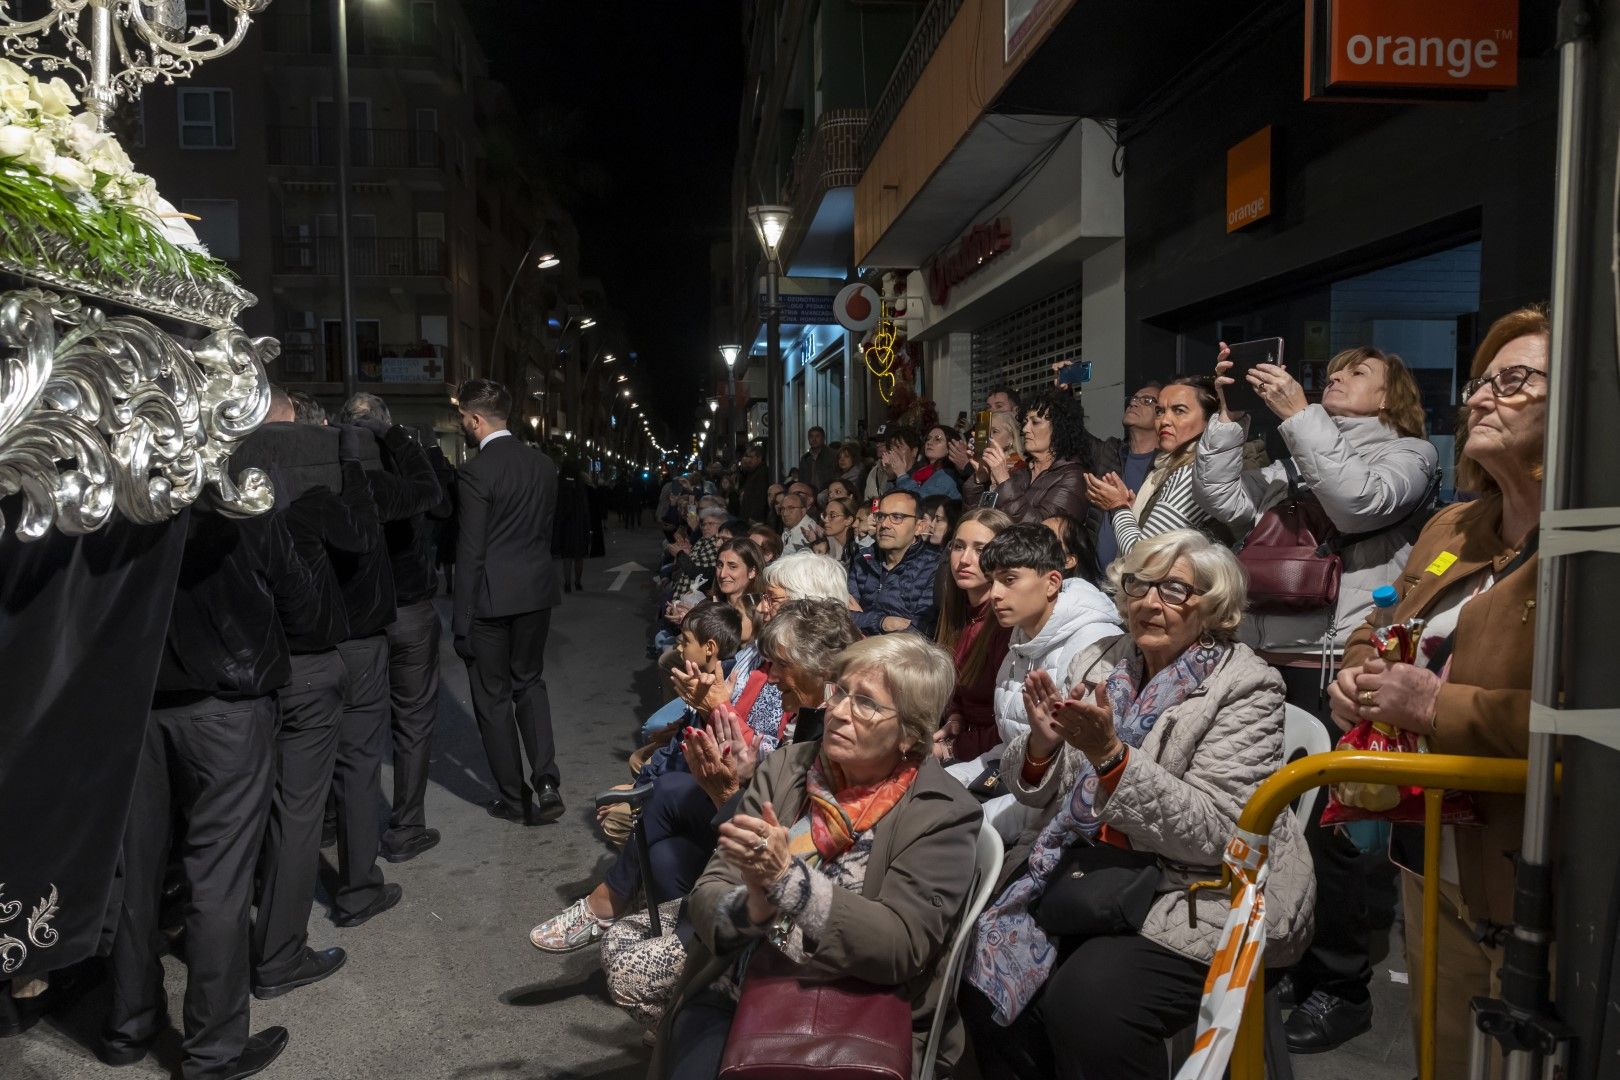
[0,56,225,284]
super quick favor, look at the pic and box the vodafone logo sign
[833,283,880,332]
[1324,0,1518,91]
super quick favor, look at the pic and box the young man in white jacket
[944,523,1121,841]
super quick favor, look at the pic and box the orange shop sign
[1226,126,1272,234]
[1315,0,1518,92]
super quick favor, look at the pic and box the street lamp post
[747,205,790,478]
[719,344,740,460]
[335,0,357,397]
[488,234,560,379]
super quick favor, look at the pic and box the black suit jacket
[453,433,562,637]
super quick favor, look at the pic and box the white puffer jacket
[991,577,1123,748]
[1192,406,1438,652]
[1004,636,1316,966]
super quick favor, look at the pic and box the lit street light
[747,205,791,474]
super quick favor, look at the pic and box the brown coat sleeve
[999,460,1090,522]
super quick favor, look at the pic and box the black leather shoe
[219,1026,289,1080]
[534,783,565,825]
[382,827,441,863]
[1284,990,1372,1054]
[332,883,403,928]
[486,798,530,824]
[252,946,347,999]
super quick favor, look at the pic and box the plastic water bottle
[1369,585,1399,628]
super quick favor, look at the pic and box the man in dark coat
[735,443,771,524]
[453,379,565,825]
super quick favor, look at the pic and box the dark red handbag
[718,949,913,1080]
[1236,459,1342,614]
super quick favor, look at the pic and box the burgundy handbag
[1236,459,1343,614]
[718,949,913,1080]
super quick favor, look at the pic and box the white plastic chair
[1283,702,1332,823]
[918,818,1004,1080]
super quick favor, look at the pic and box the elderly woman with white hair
[654,630,983,1080]
[960,529,1316,1080]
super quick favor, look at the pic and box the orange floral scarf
[792,752,920,865]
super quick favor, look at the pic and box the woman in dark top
[962,389,1092,524]
[932,507,1016,764]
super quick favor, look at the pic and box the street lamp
[708,398,719,414]
[747,204,791,476]
[579,316,598,330]
[488,234,563,380]
[536,252,561,269]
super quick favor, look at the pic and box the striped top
[1110,461,1214,555]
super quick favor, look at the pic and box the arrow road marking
[605,561,648,592]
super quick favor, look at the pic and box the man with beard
[453,379,565,825]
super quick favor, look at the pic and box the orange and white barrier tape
[1175,828,1270,1080]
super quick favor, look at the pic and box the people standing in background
[1091,383,1162,572]
[586,472,608,562]
[1086,377,1219,556]
[736,444,771,523]
[454,379,566,827]
[554,460,592,594]
[798,426,839,492]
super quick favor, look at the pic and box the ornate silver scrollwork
[0,883,58,975]
[0,286,273,541]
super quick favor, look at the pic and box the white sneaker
[529,898,612,953]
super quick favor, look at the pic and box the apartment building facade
[131,0,604,452]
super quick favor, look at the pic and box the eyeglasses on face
[874,511,917,524]
[1128,395,1158,407]
[1461,365,1546,404]
[824,682,898,722]
[1120,573,1202,606]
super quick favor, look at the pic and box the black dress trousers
[105,695,276,1080]
[383,598,441,842]
[331,635,390,919]
[252,649,348,983]
[465,607,558,805]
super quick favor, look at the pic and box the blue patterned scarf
[965,640,1226,1025]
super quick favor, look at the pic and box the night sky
[465,1,743,452]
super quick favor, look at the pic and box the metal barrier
[1189,750,1531,1080]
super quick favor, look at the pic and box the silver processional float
[0,0,276,982]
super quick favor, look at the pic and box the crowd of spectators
[528,303,1551,1079]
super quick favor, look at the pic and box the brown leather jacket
[1341,493,1538,927]
[959,456,1091,524]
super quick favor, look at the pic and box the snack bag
[1320,617,1480,826]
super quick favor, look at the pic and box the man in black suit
[453,379,564,824]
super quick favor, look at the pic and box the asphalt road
[3,521,1420,1080]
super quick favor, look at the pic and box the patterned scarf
[965,640,1226,1025]
[794,751,919,866]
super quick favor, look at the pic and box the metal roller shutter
[971,282,1083,407]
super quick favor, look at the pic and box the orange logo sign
[1326,0,1518,90]
[1226,127,1272,234]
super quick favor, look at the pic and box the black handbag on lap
[1032,840,1161,938]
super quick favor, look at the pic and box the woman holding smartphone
[961,389,1091,523]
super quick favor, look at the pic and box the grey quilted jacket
[1192,407,1438,653]
[1003,635,1315,966]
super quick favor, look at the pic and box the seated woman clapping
[654,632,983,1080]
[597,599,861,1035]
[960,529,1316,1080]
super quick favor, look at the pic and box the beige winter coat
[1003,635,1315,966]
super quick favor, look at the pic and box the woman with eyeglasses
[932,508,1016,766]
[655,629,982,1080]
[1085,378,1221,557]
[1326,306,1549,1076]
[961,529,1315,1080]
[1187,342,1439,1050]
[963,389,1093,524]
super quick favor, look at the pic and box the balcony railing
[274,237,449,277]
[267,126,445,169]
[858,0,967,168]
[262,13,440,60]
[787,109,869,225]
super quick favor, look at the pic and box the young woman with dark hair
[1085,377,1220,555]
[1042,512,1101,586]
[932,507,1015,765]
